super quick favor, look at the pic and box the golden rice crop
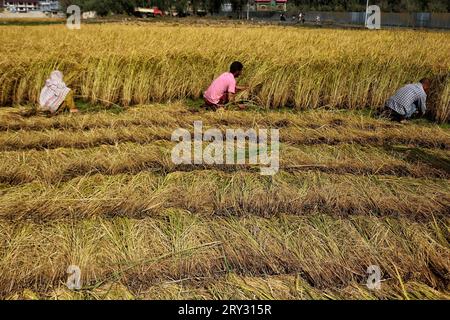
[0,24,449,300]
[0,213,448,299]
[1,169,449,221]
[0,107,449,151]
[0,23,449,121]
[0,140,449,186]
[0,102,448,299]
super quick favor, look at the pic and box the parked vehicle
[196,9,207,17]
[134,7,164,18]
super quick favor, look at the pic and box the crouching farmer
[39,70,79,114]
[381,78,431,123]
[203,61,246,110]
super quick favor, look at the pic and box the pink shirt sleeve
[227,74,236,94]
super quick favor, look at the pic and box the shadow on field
[16,99,126,118]
[385,145,450,174]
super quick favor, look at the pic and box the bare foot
[238,104,246,110]
[70,109,79,113]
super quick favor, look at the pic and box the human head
[420,78,431,95]
[230,61,243,78]
[50,70,64,81]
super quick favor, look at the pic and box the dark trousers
[203,94,229,110]
[380,106,406,122]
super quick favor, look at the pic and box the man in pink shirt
[203,61,246,110]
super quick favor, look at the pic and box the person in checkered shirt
[381,78,431,123]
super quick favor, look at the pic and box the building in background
[221,2,232,13]
[4,0,40,12]
[2,0,60,13]
[39,0,59,13]
[220,0,287,14]
[255,0,287,12]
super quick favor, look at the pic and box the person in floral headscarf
[39,70,79,114]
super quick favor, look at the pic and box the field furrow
[7,275,450,300]
[0,142,448,187]
[0,122,449,152]
[0,214,448,299]
[0,170,448,221]
[0,104,437,132]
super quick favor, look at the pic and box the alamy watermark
[366,265,382,290]
[66,5,81,30]
[366,5,381,30]
[171,121,279,176]
[66,265,82,290]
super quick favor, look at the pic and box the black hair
[420,78,431,85]
[230,61,244,74]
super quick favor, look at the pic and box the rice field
[0,22,449,300]
[0,22,449,121]
[0,102,449,300]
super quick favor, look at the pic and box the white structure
[82,11,97,19]
[39,0,59,13]
[2,0,60,13]
[4,0,40,13]
[221,2,232,13]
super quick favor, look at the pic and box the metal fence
[335,12,450,29]
[223,11,450,29]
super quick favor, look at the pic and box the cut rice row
[0,213,448,298]
[0,170,448,221]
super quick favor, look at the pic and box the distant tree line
[60,0,450,16]
[60,0,223,15]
